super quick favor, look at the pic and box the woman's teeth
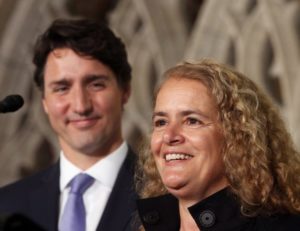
[165,153,192,161]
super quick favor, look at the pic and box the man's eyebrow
[47,74,106,85]
[84,74,110,81]
[48,78,71,86]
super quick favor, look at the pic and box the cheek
[150,133,165,174]
[192,129,224,152]
[96,94,122,114]
[150,132,162,155]
[43,98,67,118]
[199,133,225,170]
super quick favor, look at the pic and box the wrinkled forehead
[155,72,213,101]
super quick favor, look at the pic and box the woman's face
[151,77,228,204]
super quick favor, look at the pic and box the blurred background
[0,0,299,186]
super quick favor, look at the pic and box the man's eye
[90,82,105,89]
[53,86,68,93]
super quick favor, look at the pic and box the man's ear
[122,85,131,104]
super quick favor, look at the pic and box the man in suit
[0,18,137,231]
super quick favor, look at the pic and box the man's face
[42,48,130,159]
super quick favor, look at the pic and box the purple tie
[59,173,95,231]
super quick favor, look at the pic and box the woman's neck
[179,202,200,231]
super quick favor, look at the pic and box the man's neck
[60,140,124,170]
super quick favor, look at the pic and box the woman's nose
[163,124,184,145]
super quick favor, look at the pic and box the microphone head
[0,95,24,113]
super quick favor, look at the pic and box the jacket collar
[96,148,137,231]
[137,187,250,231]
[188,187,250,230]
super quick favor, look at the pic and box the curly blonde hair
[136,59,300,216]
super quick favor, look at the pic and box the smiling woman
[151,76,227,204]
[135,60,300,231]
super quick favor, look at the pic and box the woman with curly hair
[135,60,300,230]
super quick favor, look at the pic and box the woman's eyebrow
[181,110,210,119]
[152,111,167,119]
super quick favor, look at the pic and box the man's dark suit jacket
[0,150,137,231]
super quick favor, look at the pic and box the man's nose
[163,123,184,145]
[72,88,93,115]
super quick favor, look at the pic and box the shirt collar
[60,142,128,191]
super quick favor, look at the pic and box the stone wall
[0,0,299,185]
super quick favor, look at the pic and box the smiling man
[0,19,137,231]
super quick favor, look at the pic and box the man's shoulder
[0,162,59,197]
[123,147,137,169]
[0,163,60,230]
[116,147,136,185]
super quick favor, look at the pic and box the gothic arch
[0,0,299,185]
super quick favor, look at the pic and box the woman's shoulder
[256,213,300,231]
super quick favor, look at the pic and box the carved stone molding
[0,0,299,185]
[110,0,300,148]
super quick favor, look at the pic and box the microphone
[0,95,24,113]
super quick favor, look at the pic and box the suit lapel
[96,149,137,231]
[28,162,60,231]
[26,150,137,231]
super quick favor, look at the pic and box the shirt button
[142,211,160,225]
[198,210,216,227]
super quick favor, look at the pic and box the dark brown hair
[33,18,131,92]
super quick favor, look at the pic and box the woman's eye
[186,117,202,125]
[153,119,167,127]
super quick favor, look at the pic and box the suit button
[199,210,215,227]
[143,211,160,225]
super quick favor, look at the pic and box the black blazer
[137,188,300,231]
[0,150,137,231]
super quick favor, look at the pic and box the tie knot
[70,173,94,195]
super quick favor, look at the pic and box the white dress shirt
[58,142,128,231]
